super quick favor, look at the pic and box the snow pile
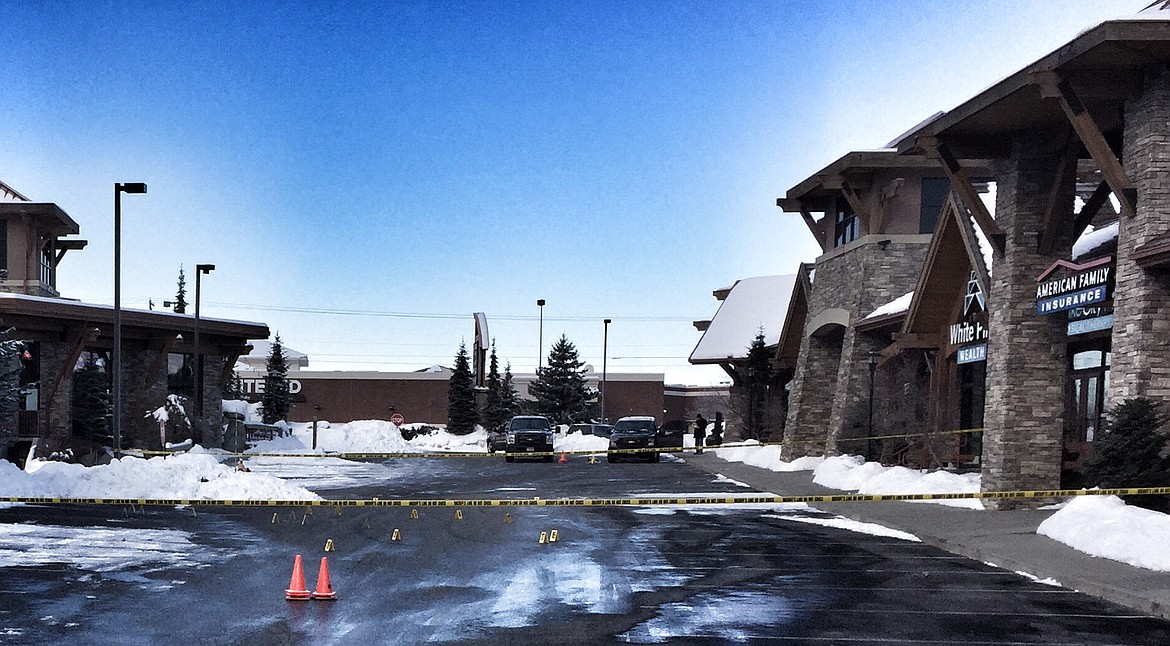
[555,431,610,453]
[410,426,489,452]
[222,398,263,422]
[813,455,983,509]
[6,450,320,501]
[1037,495,1170,572]
[711,441,825,472]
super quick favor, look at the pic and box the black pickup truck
[504,415,555,462]
[607,416,661,463]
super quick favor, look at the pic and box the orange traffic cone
[558,451,568,464]
[311,556,337,600]
[285,554,311,600]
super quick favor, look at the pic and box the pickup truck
[606,416,660,463]
[504,415,555,462]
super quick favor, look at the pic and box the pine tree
[222,369,245,401]
[528,334,595,425]
[0,330,24,450]
[71,353,111,447]
[447,341,479,435]
[481,341,509,432]
[1084,397,1170,510]
[736,330,772,441]
[501,362,520,419]
[261,334,291,424]
[174,266,188,314]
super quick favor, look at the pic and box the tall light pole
[112,182,147,457]
[601,318,611,423]
[536,298,546,371]
[194,263,215,446]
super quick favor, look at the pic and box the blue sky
[1,0,1145,384]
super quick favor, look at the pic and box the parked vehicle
[486,428,507,453]
[656,420,687,448]
[504,415,555,462]
[607,416,660,463]
[567,423,613,438]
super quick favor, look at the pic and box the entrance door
[1065,349,1110,470]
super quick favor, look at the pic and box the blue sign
[1068,314,1114,336]
[1036,286,1107,315]
[956,343,987,365]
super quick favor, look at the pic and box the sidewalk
[682,452,1170,621]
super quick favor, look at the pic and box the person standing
[710,411,724,446]
[694,413,708,454]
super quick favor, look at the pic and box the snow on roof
[1073,221,1119,260]
[689,275,796,363]
[973,183,997,278]
[244,340,308,364]
[863,292,914,321]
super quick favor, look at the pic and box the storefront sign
[1068,314,1114,336]
[949,320,987,346]
[241,378,302,396]
[957,343,987,364]
[1035,258,1113,316]
[1036,285,1107,315]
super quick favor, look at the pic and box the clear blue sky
[0,0,1144,384]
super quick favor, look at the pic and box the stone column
[1112,67,1170,404]
[36,341,73,458]
[784,331,844,457]
[982,129,1076,509]
[124,347,170,450]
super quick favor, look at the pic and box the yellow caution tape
[2,487,1168,508]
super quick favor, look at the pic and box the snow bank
[5,452,320,501]
[711,441,824,472]
[813,455,983,509]
[1037,495,1170,572]
[555,431,610,453]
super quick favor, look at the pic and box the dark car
[504,415,555,462]
[656,420,687,448]
[567,423,613,438]
[486,428,507,453]
[607,416,660,463]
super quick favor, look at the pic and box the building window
[39,242,54,288]
[919,177,950,234]
[834,201,859,248]
[0,222,7,275]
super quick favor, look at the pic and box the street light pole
[194,263,215,446]
[536,298,545,371]
[112,182,146,457]
[601,318,611,423]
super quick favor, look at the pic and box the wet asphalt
[2,454,1169,645]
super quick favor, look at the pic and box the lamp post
[601,318,611,423]
[112,182,147,457]
[536,298,546,371]
[194,263,215,445]
[867,350,878,462]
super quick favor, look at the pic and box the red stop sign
[390,413,405,426]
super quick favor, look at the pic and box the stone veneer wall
[1112,67,1170,404]
[37,341,73,457]
[981,129,1076,509]
[784,235,930,457]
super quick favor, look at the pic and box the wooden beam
[797,204,828,253]
[838,178,872,235]
[891,332,941,349]
[40,325,100,437]
[220,345,251,385]
[924,139,1005,256]
[1072,181,1111,241]
[1033,71,1137,219]
[1038,132,1080,255]
[145,334,180,385]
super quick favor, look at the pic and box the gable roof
[689,274,797,364]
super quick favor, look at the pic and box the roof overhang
[0,202,80,236]
[897,18,1170,158]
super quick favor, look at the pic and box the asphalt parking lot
[2,455,1169,645]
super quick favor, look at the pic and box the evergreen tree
[736,330,772,441]
[481,341,509,432]
[446,341,479,435]
[261,334,291,424]
[149,394,194,448]
[72,353,111,447]
[501,362,520,419]
[0,330,24,451]
[222,369,245,401]
[174,266,188,314]
[1084,397,1170,510]
[528,334,595,425]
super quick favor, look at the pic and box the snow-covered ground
[710,441,1170,573]
[0,422,1166,573]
